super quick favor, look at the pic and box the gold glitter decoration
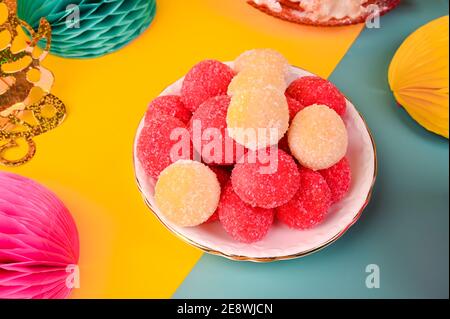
[0,0,66,166]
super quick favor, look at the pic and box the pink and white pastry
[248,0,401,26]
[253,0,369,21]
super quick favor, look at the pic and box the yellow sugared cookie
[289,104,348,170]
[234,49,290,76]
[155,160,221,227]
[228,68,287,96]
[227,87,289,151]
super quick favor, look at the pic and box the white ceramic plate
[133,64,377,262]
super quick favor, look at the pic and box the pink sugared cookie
[145,95,192,125]
[205,167,231,223]
[286,76,347,116]
[278,135,291,154]
[319,157,352,204]
[277,168,332,230]
[218,182,274,243]
[137,114,192,179]
[287,96,305,121]
[231,148,300,209]
[181,60,235,112]
[211,166,232,189]
[189,96,242,165]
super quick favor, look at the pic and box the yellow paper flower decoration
[388,16,449,138]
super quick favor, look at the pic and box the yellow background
[2,0,363,298]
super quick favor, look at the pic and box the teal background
[174,0,449,299]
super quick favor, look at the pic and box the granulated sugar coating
[137,114,192,179]
[227,87,290,150]
[181,60,235,112]
[320,157,352,203]
[205,210,220,223]
[232,148,300,209]
[218,182,275,243]
[287,96,306,121]
[286,76,347,116]
[140,50,357,242]
[289,104,348,171]
[210,166,232,187]
[145,95,192,125]
[205,167,231,223]
[189,96,240,165]
[278,135,290,154]
[277,168,332,230]
[228,68,287,96]
[234,49,290,76]
[155,160,221,227]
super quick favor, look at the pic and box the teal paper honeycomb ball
[17,0,156,59]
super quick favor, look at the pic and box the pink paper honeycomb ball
[0,172,79,299]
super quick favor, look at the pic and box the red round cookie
[319,157,352,204]
[205,167,231,223]
[278,135,290,154]
[286,76,347,116]
[287,96,305,120]
[218,182,274,243]
[181,60,235,112]
[232,148,300,209]
[277,168,332,230]
[137,114,192,179]
[211,166,231,188]
[189,96,242,165]
[280,96,304,153]
[145,95,192,125]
